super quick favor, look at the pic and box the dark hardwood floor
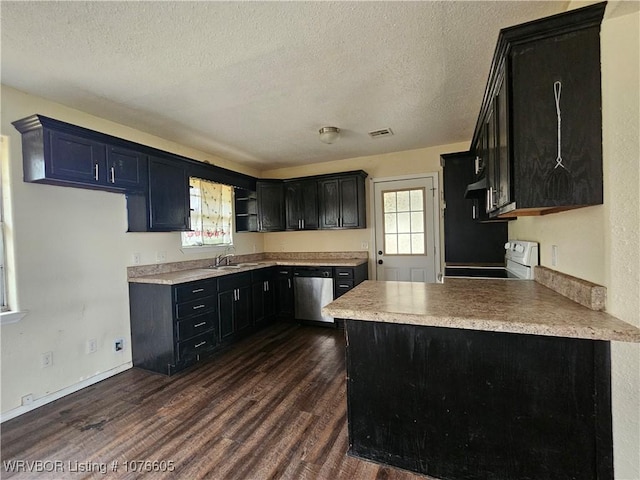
[1,322,431,479]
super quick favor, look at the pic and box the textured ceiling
[1,1,568,171]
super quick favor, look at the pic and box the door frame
[370,173,443,282]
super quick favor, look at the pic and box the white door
[373,175,440,282]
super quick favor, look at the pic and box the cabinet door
[486,104,499,213]
[275,270,294,318]
[235,285,252,333]
[148,155,190,231]
[257,181,285,231]
[339,177,361,228]
[285,182,303,230]
[496,73,511,209]
[285,180,319,230]
[48,131,105,184]
[107,145,146,190]
[218,290,235,340]
[264,279,276,319]
[510,28,602,208]
[318,178,340,228]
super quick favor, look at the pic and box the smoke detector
[368,128,394,139]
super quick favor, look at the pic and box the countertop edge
[323,307,639,343]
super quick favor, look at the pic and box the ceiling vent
[368,128,394,139]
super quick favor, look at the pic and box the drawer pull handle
[338,272,350,276]
[195,341,207,348]
[339,284,350,288]
[193,304,206,310]
[279,271,289,274]
[194,322,207,328]
[192,288,204,293]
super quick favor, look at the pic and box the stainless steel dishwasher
[293,266,334,325]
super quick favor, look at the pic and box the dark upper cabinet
[257,180,285,232]
[285,179,319,230]
[442,152,507,264]
[148,156,190,231]
[12,115,147,193]
[318,171,367,229]
[470,3,606,218]
[127,155,190,232]
[106,145,147,190]
[48,130,106,184]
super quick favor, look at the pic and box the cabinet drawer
[334,268,354,279]
[335,280,354,298]
[175,280,217,303]
[176,295,217,319]
[176,314,216,341]
[177,331,217,362]
[218,272,251,292]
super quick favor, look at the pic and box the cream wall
[509,6,640,478]
[260,142,468,260]
[0,85,264,418]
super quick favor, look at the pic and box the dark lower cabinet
[251,268,276,326]
[333,263,368,298]
[274,267,294,319]
[129,279,219,376]
[345,320,613,480]
[217,272,253,341]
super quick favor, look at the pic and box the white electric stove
[444,240,539,280]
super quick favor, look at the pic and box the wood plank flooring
[1,322,431,479]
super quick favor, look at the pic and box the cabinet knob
[378,259,383,265]
[378,250,383,255]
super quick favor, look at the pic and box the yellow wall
[510,6,640,478]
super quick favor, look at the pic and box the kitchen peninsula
[323,279,640,480]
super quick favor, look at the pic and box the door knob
[378,259,383,265]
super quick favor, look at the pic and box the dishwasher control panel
[293,267,333,278]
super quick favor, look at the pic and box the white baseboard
[0,362,133,423]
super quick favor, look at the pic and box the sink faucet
[214,253,235,267]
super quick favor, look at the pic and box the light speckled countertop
[129,258,368,285]
[322,279,640,342]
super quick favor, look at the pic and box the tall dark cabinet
[470,3,606,218]
[442,152,507,264]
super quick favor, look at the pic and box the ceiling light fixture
[319,126,340,144]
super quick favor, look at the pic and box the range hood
[464,176,488,199]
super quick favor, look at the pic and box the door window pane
[382,188,426,255]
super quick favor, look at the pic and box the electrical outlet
[21,394,34,406]
[87,338,97,354]
[551,246,557,266]
[156,251,167,263]
[41,351,53,368]
[114,338,125,353]
[132,252,141,265]
[361,241,369,250]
